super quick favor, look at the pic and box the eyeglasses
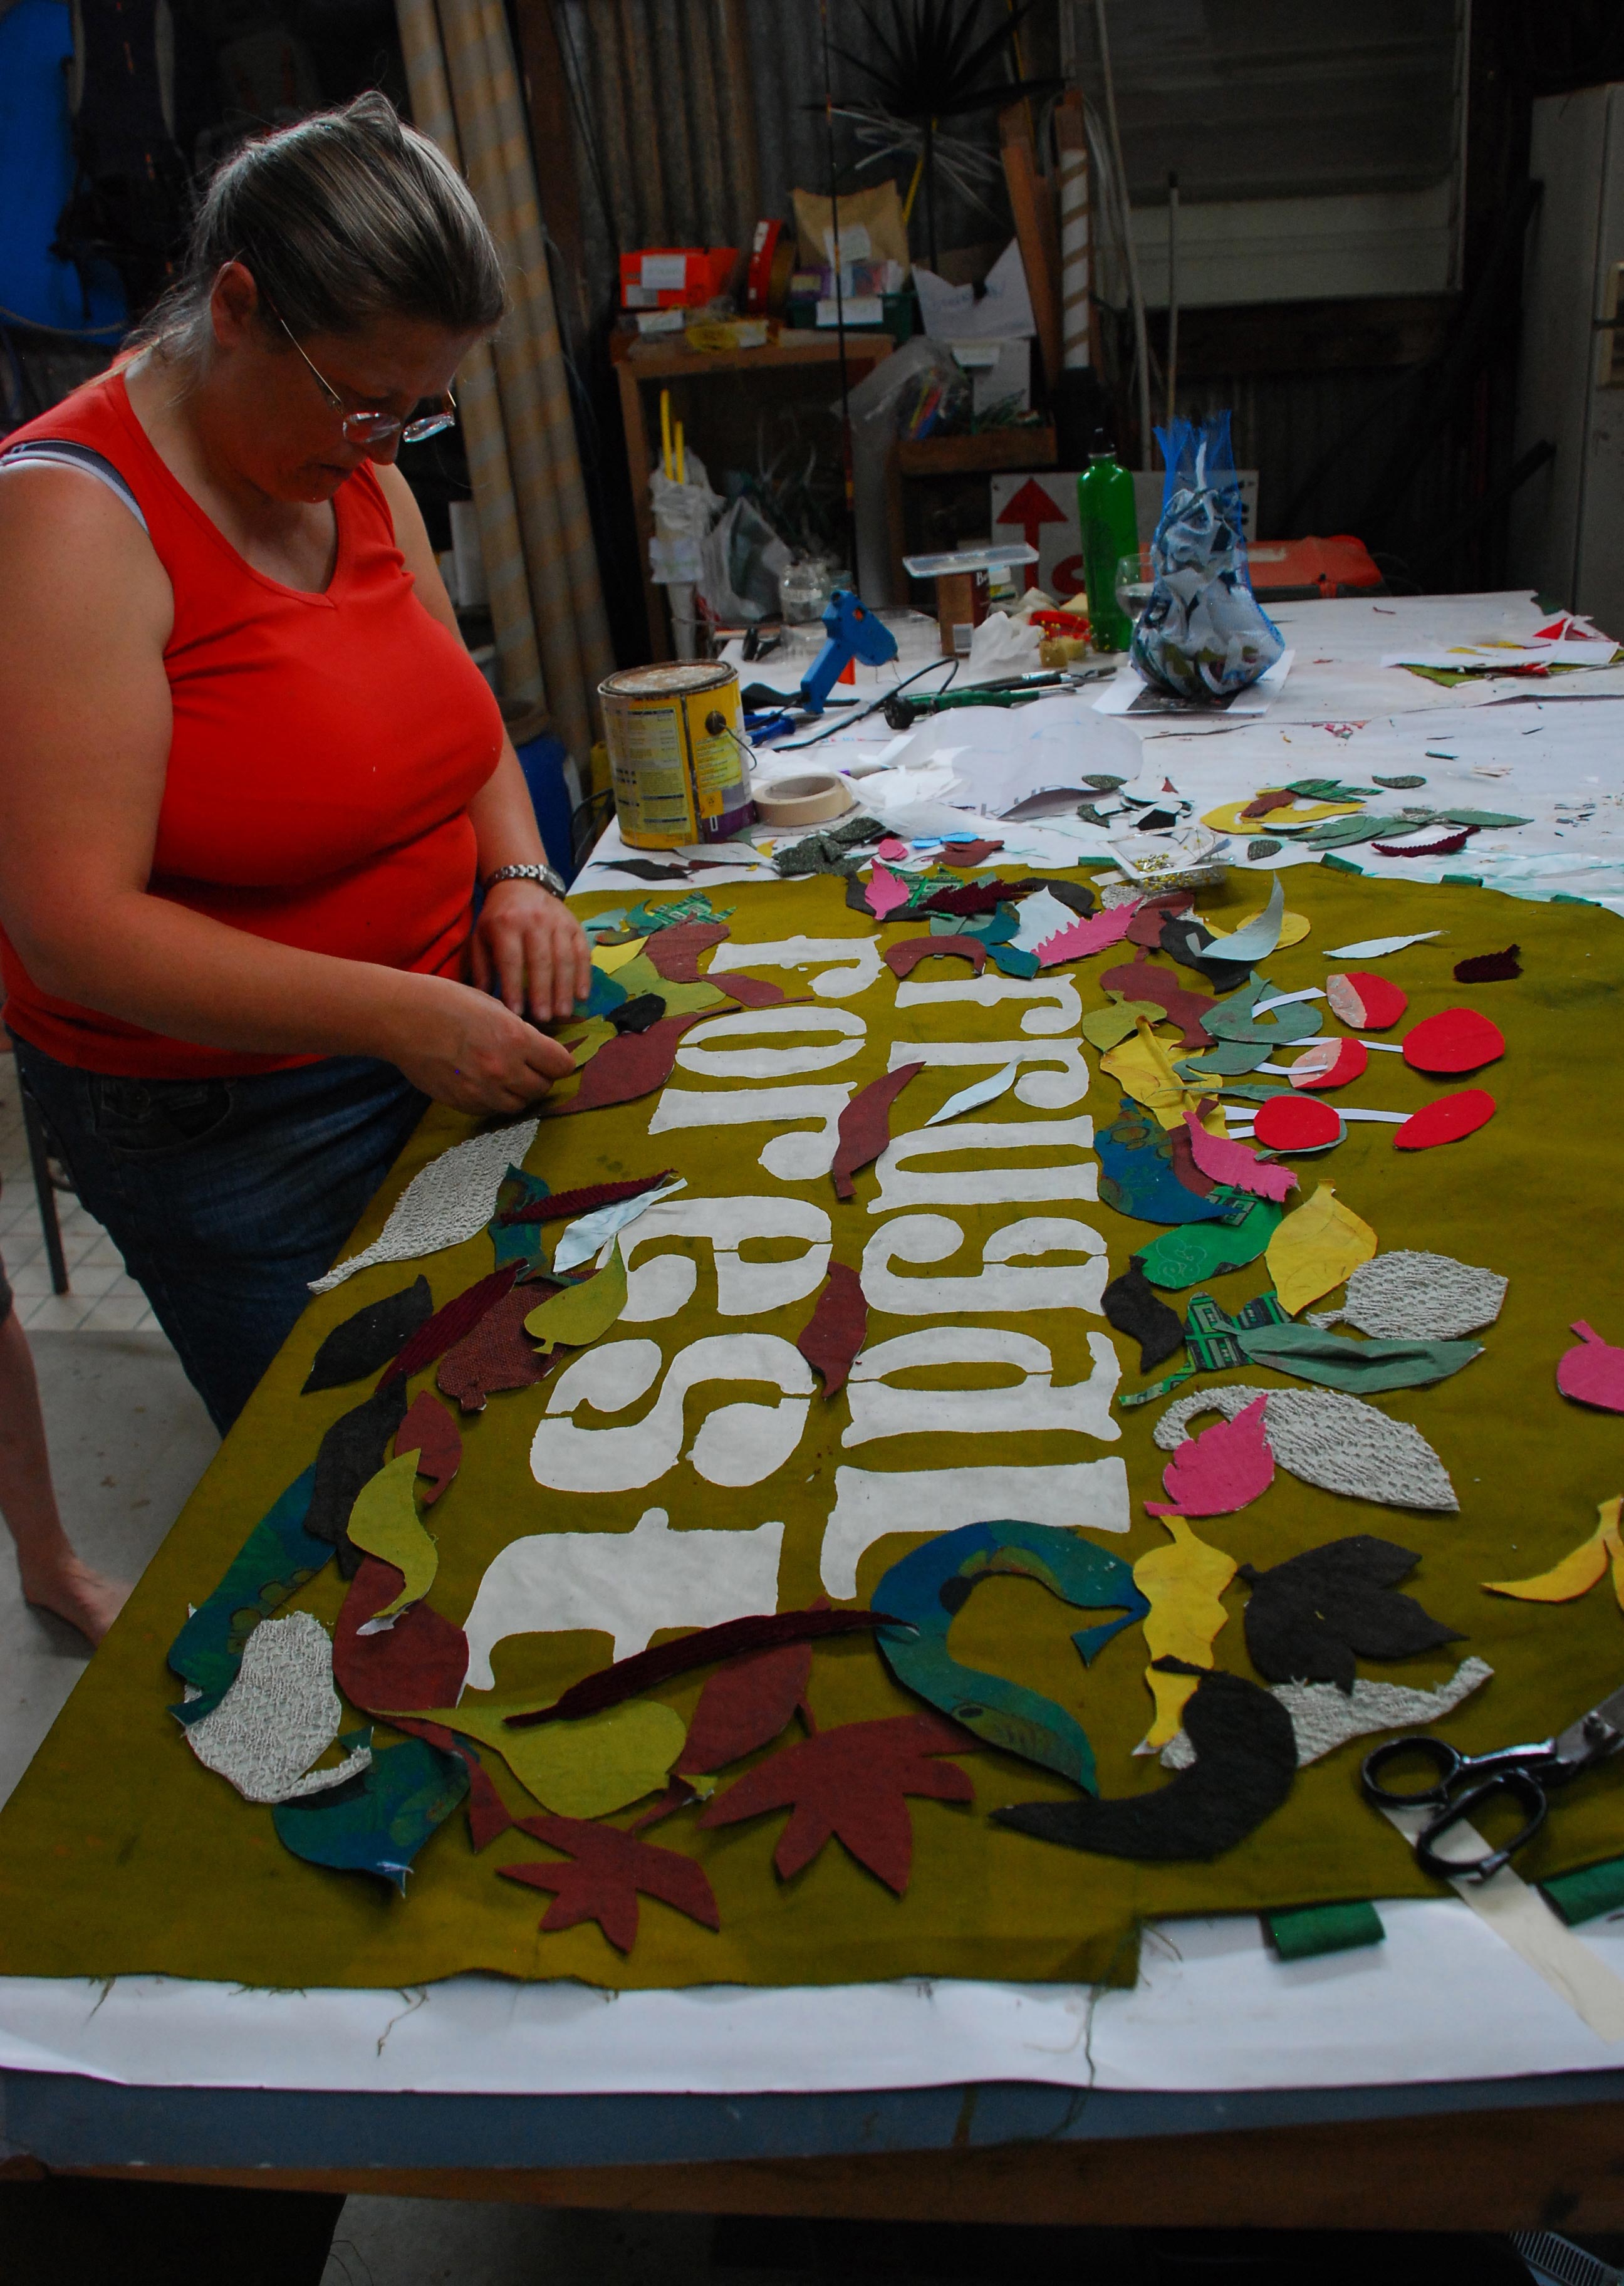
[276,316,458,447]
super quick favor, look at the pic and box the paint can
[599,662,754,848]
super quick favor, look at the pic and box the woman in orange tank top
[0,97,591,1431]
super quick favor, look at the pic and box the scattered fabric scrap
[1323,931,1440,959]
[524,1243,628,1355]
[642,919,729,982]
[1083,997,1165,1052]
[393,1390,461,1505]
[310,1120,541,1292]
[184,1612,364,1804]
[333,1553,468,1716]
[489,1166,549,1266]
[1147,1393,1273,1520]
[1557,1323,1624,1413]
[699,1709,974,1894]
[608,992,668,1035]
[432,1696,687,1818]
[832,1063,922,1200]
[1133,1518,1239,1751]
[1154,1384,1458,1511]
[303,1278,432,1394]
[555,1013,702,1116]
[380,1263,521,1387]
[924,1065,1019,1127]
[883,935,987,981]
[942,838,1004,867]
[1236,1322,1484,1394]
[1099,957,1215,1050]
[1288,1038,1368,1092]
[1102,1260,1187,1374]
[1136,1199,1283,1289]
[1161,1657,1494,1771]
[1033,902,1140,966]
[1266,1184,1377,1316]
[1240,1536,1462,1695]
[1484,1497,1624,1606]
[1184,1290,1290,1373]
[1096,1107,1240,1227]
[499,1171,674,1228]
[1252,1095,1345,1154]
[796,1263,867,1397]
[992,1664,1297,1862]
[678,1639,814,1776]
[499,1815,720,1953]
[436,1285,548,1413]
[306,1380,409,1577]
[169,1465,328,1705]
[1182,1110,1297,1203]
[865,862,912,921]
[553,1176,685,1275]
[346,1452,437,1631]
[1395,1090,1496,1150]
[504,1608,892,1730]
[1309,1251,1507,1340]
[1454,946,1521,983]
[273,1734,467,1892]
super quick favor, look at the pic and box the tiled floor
[0,1054,164,1339]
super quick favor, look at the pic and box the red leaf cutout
[915,878,1036,917]
[678,1639,814,1775]
[1127,890,1194,947]
[714,971,789,1006]
[1326,971,1408,1031]
[1288,1038,1368,1091]
[883,935,988,981]
[832,1063,922,1200]
[1393,1089,1496,1150]
[334,1555,469,1714]
[557,1013,702,1115]
[940,838,1003,865]
[1402,1008,1506,1076]
[393,1390,462,1504]
[1099,954,1215,1048]
[378,1263,519,1386]
[1372,828,1472,857]
[435,1285,550,1413]
[643,920,730,983]
[698,1711,976,1894]
[1254,1095,1344,1152]
[499,1172,673,1227]
[796,1263,867,1396]
[1147,1394,1275,1518]
[499,1815,721,1953]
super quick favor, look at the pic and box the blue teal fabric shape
[1096,1104,1241,1226]
[272,1734,468,1892]
[168,1464,329,1713]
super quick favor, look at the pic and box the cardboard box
[619,248,736,310]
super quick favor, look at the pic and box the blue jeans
[13,1040,427,1434]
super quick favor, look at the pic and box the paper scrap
[1323,931,1440,959]
[553,1176,686,1274]
[1485,1496,1624,1605]
[924,1064,1019,1126]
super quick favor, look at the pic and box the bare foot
[20,1554,131,1646]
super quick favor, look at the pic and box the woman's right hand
[387,973,576,1114]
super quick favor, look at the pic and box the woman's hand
[471,879,593,1025]
[387,972,576,1114]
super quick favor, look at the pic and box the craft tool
[882,674,1063,729]
[1362,1679,1624,1881]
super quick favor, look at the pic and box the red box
[618,248,736,311]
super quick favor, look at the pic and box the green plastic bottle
[1077,431,1140,652]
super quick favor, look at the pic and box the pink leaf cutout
[831,1064,922,1199]
[1147,1394,1274,1518]
[877,837,909,861]
[1035,901,1140,967]
[1558,1322,1624,1414]
[1182,1112,1298,1203]
[866,863,912,921]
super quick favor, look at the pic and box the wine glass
[1115,546,1157,627]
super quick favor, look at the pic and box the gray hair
[136,92,506,355]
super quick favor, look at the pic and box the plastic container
[1077,433,1139,652]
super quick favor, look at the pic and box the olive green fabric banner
[2,866,1624,1993]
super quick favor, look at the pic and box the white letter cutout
[650,1084,855,1181]
[530,1334,814,1493]
[707,934,882,999]
[620,1197,832,1322]
[462,1506,785,1689]
[887,1037,1090,1109]
[861,1213,1108,1317]
[820,1461,1131,1599]
[870,1112,1097,1214]
[677,1006,867,1079]
[843,1327,1121,1447]
[896,973,1081,1035]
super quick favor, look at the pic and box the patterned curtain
[395,0,612,759]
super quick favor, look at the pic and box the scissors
[1360,1681,1624,1881]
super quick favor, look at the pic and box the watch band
[483,861,567,900]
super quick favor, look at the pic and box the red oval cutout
[1402,1008,1505,1075]
[1289,1037,1368,1092]
[1394,1089,1496,1150]
[1254,1095,1345,1152]
[1326,971,1407,1031]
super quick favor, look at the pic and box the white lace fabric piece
[184,1612,370,1803]
[1308,1250,1508,1340]
[1159,1656,1494,1770]
[1153,1382,1458,1511]
[310,1119,540,1293]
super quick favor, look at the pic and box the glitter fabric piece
[1153,1382,1458,1512]
[184,1612,370,1803]
[1160,1656,1494,1770]
[1307,1250,1508,1340]
[310,1122,541,1293]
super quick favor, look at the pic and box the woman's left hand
[471,879,594,1026]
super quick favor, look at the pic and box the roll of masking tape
[753,772,855,830]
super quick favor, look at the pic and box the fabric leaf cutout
[425,1698,687,1818]
[1133,1517,1238,1752]
[504,1609,892,1728]
[1033,902,1139,965]
[1558,1322,1624,1413]
[1182,1111,1297,1203]
[523,1241,628,1354]
[303,1277,432,1392]
[1153,1384,1458,1513]
[1102,1260,1187,1373]
[345,1451,436,1631]
[393,1389,461,1503]
[496,1172,674,1228]
[699,1711,975,1894]
[796,1263,867,1397]
[306,1379,409,1577]
[1240,1535,1462,1696]
[992,1666,1297,1862]
[677,1639,814,1775]
[883,935,987,980]
[642,919,730,981]
[1265,1183,1377,1315]
[554,1013,702,1116]
[310,1120,540,1292]
[1234,1322,1482,1395]
[499,1815,720,1953]
[273,1735,468,1892]
[832,1063,922,1199]
[1454,945,1521,983]
[334,1552,468,1715]
[181,1610,363,1804]
[1147,1393,1273,1518]
[1308,1250,1507,1340]
[168,1464,328,1704]
[1484,1497,1624,1608]
[436,1285,549,1412]
[489,1165,550,1265]
[380,1263,521,1386]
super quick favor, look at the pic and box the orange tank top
[0,371,504,1078]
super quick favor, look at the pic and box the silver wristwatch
[483,861,568,900]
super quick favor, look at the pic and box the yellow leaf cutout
[592,936,648,975]
[1484,1496,1624,1607]
[1101,1020,1227,1134]
[1207,909,1311,951]
[524,1240,629,1354]
[1201,798,1361,833]
[558,1016,616,1068]
[1265,1182,1377,1317]
[1133,1515,1238,1750]
[346,1450,437,1624]
[417,1698,687,1818]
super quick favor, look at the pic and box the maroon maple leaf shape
[498,1814,720,1954]
[698,1711,975,1894]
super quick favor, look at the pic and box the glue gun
[799,589,898,714]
